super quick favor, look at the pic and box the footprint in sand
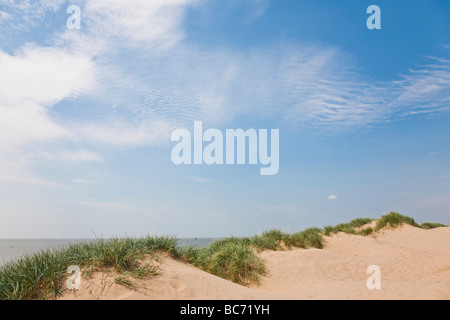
[169,279,187,291]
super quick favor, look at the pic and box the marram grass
[323,218,375,236]
[420,222,448,229]
[0,212,447,300]
[0,236,178,300]
[177,227,324,286]
[375,212,420,230]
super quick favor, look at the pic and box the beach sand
[60,224,450,300]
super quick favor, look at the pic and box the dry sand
[61,224,450,300]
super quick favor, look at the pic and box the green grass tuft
[179,240,266,286]
[292,228,323,249]
[177,227,324,285]
[349,218,374,228]
[420,222,448,229]
[323,218,374,236]
[203,242,266,285]
[375,212,420,230]
[357,227,374,236]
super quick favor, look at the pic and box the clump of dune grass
[375,212,421,231]
[292,228,324,249]
[357,227,374,236]
[420,222,448,229]
[202,242,266,285]
[178,227,325,285]
[375,212,448,231]
[322,213,447,236]
[0,236,178,300]
[250,229,311,251]
[178,240,266,286]
[323,218,374,236]
[250,230,285,251]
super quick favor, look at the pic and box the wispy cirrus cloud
[0,0,197,183]
[0,0,449,185]
[80,40,449,138]
[83,0,197,50]
[393,57,450,116]
[0,0,65,30]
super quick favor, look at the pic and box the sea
[0,238,217,267]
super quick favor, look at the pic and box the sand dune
[61,224,450,300]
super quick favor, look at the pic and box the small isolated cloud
[328,194,338,200]
[188,176,213,184]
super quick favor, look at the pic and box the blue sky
[0,0,449,238]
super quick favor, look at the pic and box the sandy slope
[61,225,450,300]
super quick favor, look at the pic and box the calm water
[0,238,216,267]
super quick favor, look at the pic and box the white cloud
[79,42,449,139]
[7,0,448,153]
[0,0,449,186]
[393,57,450,115]
[0,0,66,29]
[0,46,95,106]
[0,45,95,148]
[0,0,198,184]
[328,194,338,200]
[82,0,197,50]
[0,45,97,183]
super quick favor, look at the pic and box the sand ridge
[61,224,450,300]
